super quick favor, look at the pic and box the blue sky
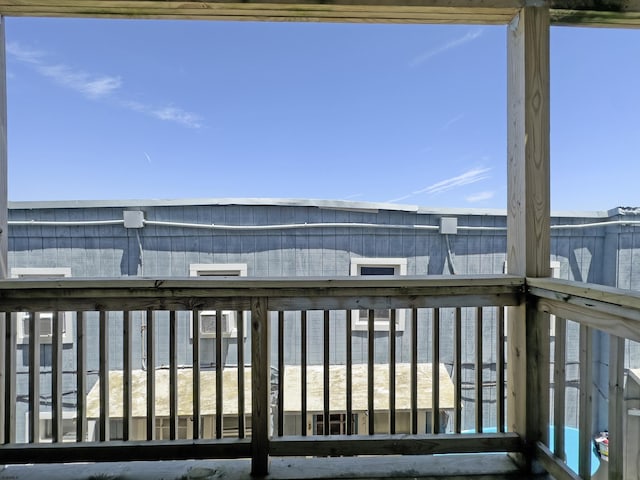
[4,17,640,211]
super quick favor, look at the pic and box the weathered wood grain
[534,296,640,342]
[553,316,566,462]
[269,432,523,456]
[535,441,581,480]
[0,17,7,281]
[123,310,133,441]
[146,309,155,440]
[192,309,201,440]
[76,312,87,443]
[0,1,520,24]
[52,311,63,443]
[496,306,505,433]
[169,310,178,440]
[2,311,15,443]
[28,310,40,443]
[475,307,483,433]
[578,325,592,479]
[608,335,624,480]
[506,4,550,463]
[215,309,223,439]
[0,276,524,312]
[529,276,640,307]
[1,1,640,27]
[250,297,270,476]
[0,438,252,464]
[99,311,109,441]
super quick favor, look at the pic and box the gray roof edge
[8,197,414,212]
[7,197,614,218]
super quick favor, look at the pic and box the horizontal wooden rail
[535,441,581,480]
[0,439,251,464]
[270,433,523,457]
[528,277,640,341]
[0,275,524,312]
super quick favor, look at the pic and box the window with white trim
[12,268,73,344]
[155,417,190,440]
[350,258,407,331]
[313,413,358,435]
[189,263,247,339]
[26,411,78,443]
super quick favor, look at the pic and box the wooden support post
[0,16,7,282]
[506,4,550,470]
[76,312,87,442]
[579,325,593,479]
[0,18,6,442]
[169,310,178,440]
[608,335,624,480]
[28,310,40,443]
[123,311,133,441]
[192,309,201,440]
[146,309,156,440]
[251,297,270,477]
[3,311,15,444]
[99,311,109,442]
[52,312,63,443]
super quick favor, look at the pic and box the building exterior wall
[7,199,640,441]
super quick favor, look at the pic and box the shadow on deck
[0,454,553,480]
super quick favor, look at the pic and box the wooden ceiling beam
[0,1,520,24]
[1,1,640,27]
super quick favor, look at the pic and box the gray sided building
[7,198,640,442]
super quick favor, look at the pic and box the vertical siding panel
[156,237,171,276]
[171,236,187,277]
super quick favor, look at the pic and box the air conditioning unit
[198,310,237,338]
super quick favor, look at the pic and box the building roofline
[7,197,617,218]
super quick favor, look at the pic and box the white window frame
[189,263,247,339]
[155,416,191,440]
[312,413,358,435]
[25,410,78,443]
[11,267,73,344]
[350,258,407,331]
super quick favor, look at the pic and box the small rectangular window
[11,268,73,344]
[155,417,190,440]
[313,413,358,435]
[189,263,247,339]
[350,258,407,331]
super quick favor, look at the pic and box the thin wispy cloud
[7,41,202,129]
[466,191,495,203]
[387,166,492,203]
[419,167,491,195]
[123,101,203,129]
[410,29,483,68]
[37,64,121,99]
[386,193,413,203]
[6,42,43,64]
[7,42,121,99]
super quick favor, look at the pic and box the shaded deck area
[2,455,550,480]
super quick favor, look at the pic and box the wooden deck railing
[528,278,640,480]
[0,275,524,474]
